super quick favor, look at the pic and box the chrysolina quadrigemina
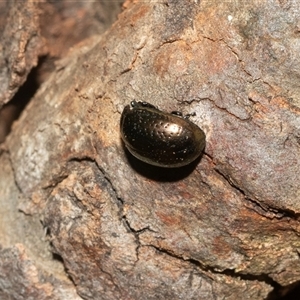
[120,101,206,168]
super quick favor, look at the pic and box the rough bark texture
[0,1,45,108]
[1,0,300,299]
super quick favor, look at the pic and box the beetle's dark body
[120,101,206,168]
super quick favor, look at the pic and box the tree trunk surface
[1,0,300,299]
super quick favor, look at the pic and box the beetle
[120,101,206,168]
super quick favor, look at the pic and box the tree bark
[1,0,300,299]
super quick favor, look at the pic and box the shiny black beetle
[120,101,206,168]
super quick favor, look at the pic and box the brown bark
[1,0,300,299]
[0,1,44,108]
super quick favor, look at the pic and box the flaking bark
[1,1,300,299]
